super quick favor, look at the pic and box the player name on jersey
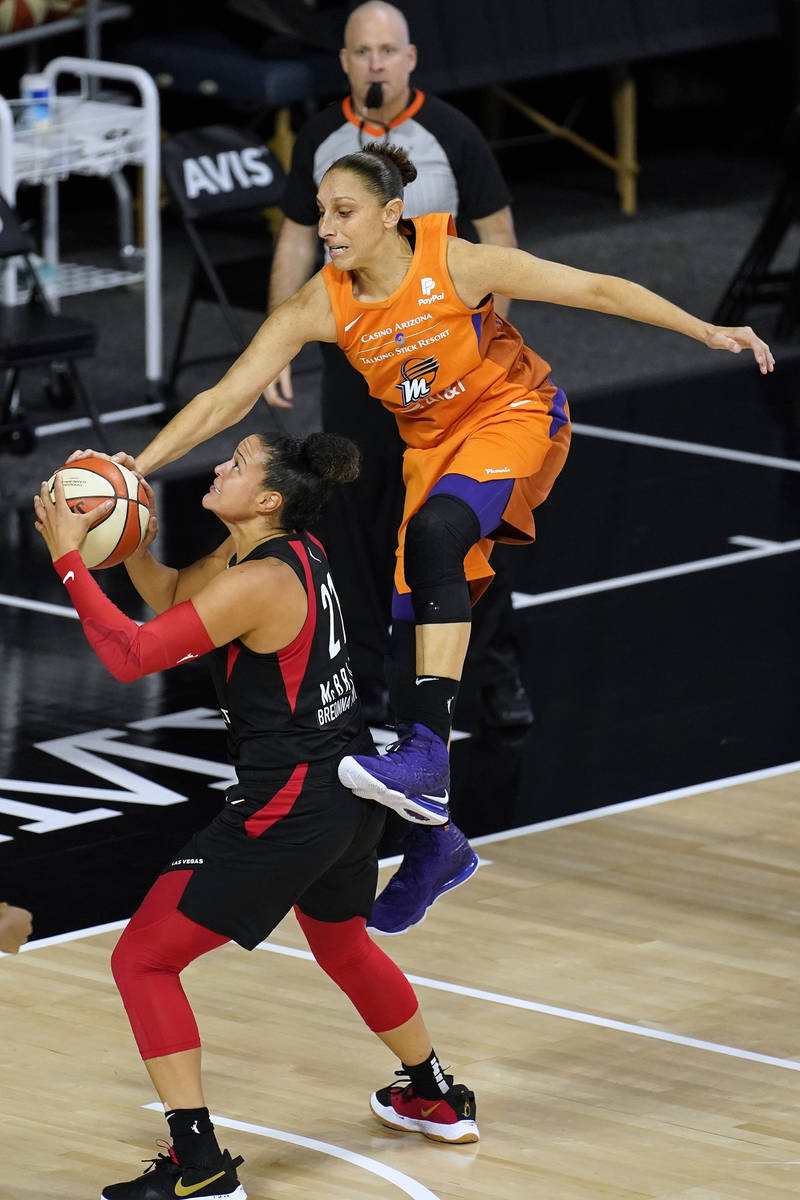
[318,664,357,727]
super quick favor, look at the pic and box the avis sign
[183,147,276,199]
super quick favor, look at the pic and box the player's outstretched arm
[136,276,337,477]
[447,239,775,375]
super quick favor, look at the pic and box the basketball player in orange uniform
[81,143,773,932]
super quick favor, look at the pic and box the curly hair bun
[301,432,361,484]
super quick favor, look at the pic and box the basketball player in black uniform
[34,431,479,1200]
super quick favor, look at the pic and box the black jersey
[207,532,366,782]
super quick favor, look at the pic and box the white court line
[512,537,800,608]
[10,759,799,956]
[35,401,165,437]
[8,760,800,1073]
[468,759,800,846]
[573,422,800,472]
[142,1103,442,1200]
[255,941,800,1075]
[7,537,800,621]
[728,534,782,549]
[0,591,78,618]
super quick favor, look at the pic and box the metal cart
[0,56,162,399]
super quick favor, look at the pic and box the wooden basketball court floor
[3,770,800,1199]
[1,357,799,1197]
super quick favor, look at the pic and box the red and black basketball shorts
[160,749,386,951]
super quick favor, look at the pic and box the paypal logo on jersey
[419,275,444,306]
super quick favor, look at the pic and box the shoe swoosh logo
[420,1102,441,1118]
[174,1170,226,1197]
[421,791,448,804]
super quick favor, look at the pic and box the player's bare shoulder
[275,272,338,344]
[445,234,504,308]
[446,235,546,308]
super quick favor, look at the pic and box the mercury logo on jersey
[396,359,468,411]
[396,357,440,405]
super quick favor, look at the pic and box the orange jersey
[321,212,571,597]
[322,212,555,449]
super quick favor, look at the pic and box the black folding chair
[161,125,287,396]
[0,192,106,455]
[713,105,800,338]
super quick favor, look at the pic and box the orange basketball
[0,1,51,32]
[47,457,151,570]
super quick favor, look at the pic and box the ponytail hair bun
[363,142,418,187]
[299,432,361,484]
[256,431,361,529]
[324,142,417,205]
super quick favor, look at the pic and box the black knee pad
[404,493,480,624]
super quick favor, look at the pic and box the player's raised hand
[704,324,775,375]
[0,902,33,954]
[66,448,139,474]
[34,472,111,561]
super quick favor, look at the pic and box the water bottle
[20,72,51,130]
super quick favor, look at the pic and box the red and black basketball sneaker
[370,1074,479,1143]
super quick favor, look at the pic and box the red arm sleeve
[53,550,216,682]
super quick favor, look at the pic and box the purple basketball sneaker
[338,722,450,824]
[369,823,479,935]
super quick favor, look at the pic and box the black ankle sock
[413,676,459,744]
[165,1107,223,1169]
[402,1049,450,1099]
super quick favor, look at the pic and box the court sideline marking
[572,422,800,473]
[5,418,798,616]
[8,760,800,1074]
[4,534,799,620]
[511,536,800,608]
[33,407,800,474]
[255,940,800,1075]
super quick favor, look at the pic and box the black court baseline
[0,360,798,939]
